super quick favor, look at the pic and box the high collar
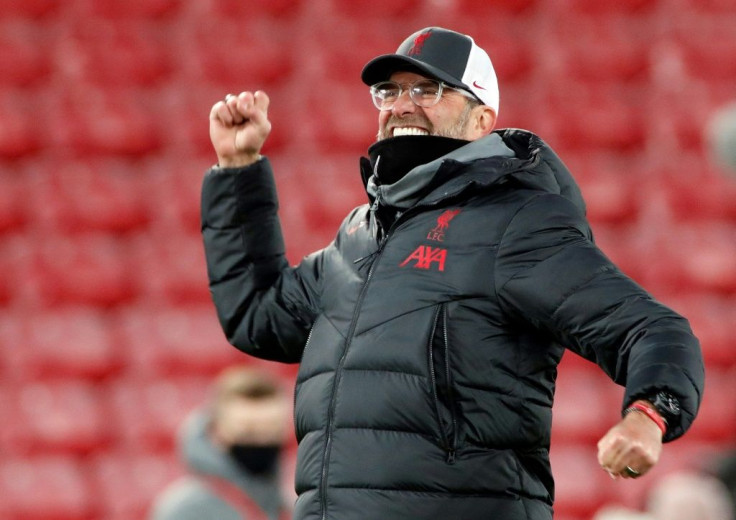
[366,135,470,186]
[359,129,587,217]
[362,133,515,210]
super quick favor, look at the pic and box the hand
[597,401,663,480]
[209,90,271,168]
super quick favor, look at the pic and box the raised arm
[201,91,319,363]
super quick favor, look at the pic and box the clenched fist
[597,400,664,480]
[209,90,271,168]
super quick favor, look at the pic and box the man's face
[213,396,290,447]
[376,71,477,141]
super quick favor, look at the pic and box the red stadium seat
[552,18,650,83]
[552,0,659,14]
[144,152,214,233]
[542,83,647,153]
[681,0,736,11]
[655,222,736,295]
[658,162,736,222]
[30,157,153,234]
[332,0,423,18]
[104,376,211,451]
[454,0,539,15]
[182,19,295,90]
[26,233,137,307]
[0,165,30,233]
[0,0,61,18]
[0,456,96,520]
[0,21,53,86]
[113,305,245,377]
[0,89,42,158]
[47,85,163,156]
[5,380,110,455]
[127,231,211,304]
[2,307,122,381]
[88,450,184,520]
[71,0,182,19]
[672,14,736,81]
[211,0,304,18]
[60,19,175,87]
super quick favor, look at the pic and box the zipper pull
[446,449,456,465]
[353,250,377,264]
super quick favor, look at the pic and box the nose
[391,89,416,116]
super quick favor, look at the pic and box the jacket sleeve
[200,158,321,363]
[494,193,705,442]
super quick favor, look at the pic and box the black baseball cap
[361,27,499,114]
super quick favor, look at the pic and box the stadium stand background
[0,0,734,518]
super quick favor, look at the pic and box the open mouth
[392,127,429,137]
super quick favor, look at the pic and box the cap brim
[361,54,466,91]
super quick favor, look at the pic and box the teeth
[393,127,429,137]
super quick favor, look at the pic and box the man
[201,27,704,520]
[149,366,291,520]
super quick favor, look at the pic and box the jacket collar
[359,129,587,216]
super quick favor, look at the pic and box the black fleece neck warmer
[367,135,469,185]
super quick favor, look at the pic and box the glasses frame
[370,79,477,111]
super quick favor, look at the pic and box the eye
[413,80,441,99]
[374,83,400,100]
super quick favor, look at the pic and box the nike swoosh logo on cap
[472,80,486,90]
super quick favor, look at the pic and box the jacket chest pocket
[428,303,459,464]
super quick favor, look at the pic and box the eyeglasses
[369,79,477,111]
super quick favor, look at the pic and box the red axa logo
[408,30,431,56]
[427,209,461,242]
[399,245,447,272]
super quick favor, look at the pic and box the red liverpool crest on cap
[408,30,432,56]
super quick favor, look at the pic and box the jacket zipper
[428,303,457,464]
[441,305,458,463]
[319,235,388,520]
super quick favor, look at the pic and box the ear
[476,105,497,135]
[466,105,497,140]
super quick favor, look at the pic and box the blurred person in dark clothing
[201,26,705,520]
[149,366,291,520]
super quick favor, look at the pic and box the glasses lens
[370,79,446,110]
[409,80,443,107]
[371,82,400,110]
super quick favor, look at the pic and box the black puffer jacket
[201,129,704,520]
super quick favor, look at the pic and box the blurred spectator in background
[714,451,736,514]
[647,471,734,520]
[149,366,292,520]
[705,101,736,177]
